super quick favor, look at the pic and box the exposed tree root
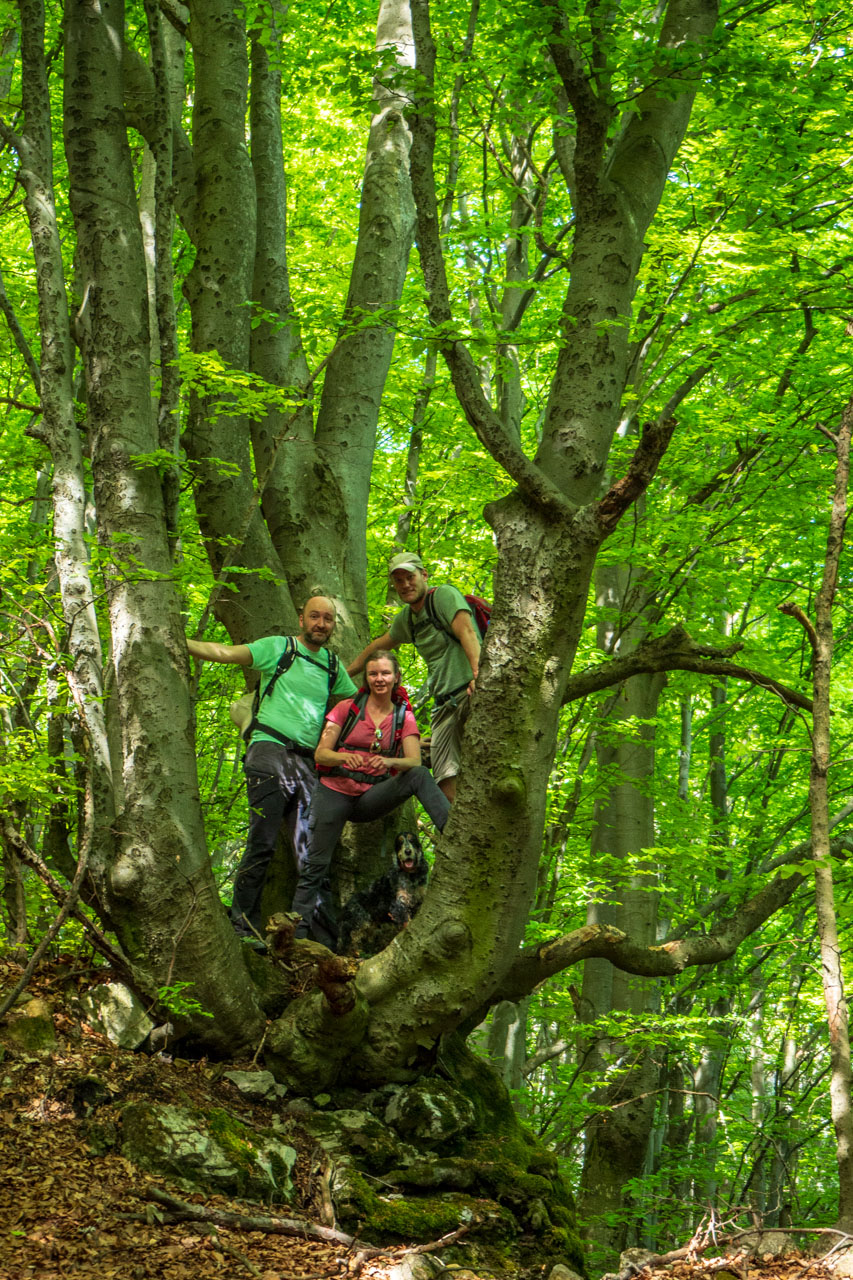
[145,1187,382,1253]
[145,1188,471,1270]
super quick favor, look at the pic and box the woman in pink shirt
[291,651,450,942]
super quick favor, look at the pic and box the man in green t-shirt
[188,596,356,946]
[348,554,481,802]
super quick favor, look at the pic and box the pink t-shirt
[319,699,419,796]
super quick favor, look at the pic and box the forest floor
[0,956,847,1280]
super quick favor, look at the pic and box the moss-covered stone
[426,1036,587,1276]
[383,1077,476,1150]
[298,1108,414,1174]
[385,1157,477,1191]
[527,1146,560,1179]
[121,1102,296,1202]
[332,1164,517,1247]
[373,1192,516,1242]
[436,1032,519,1134]
[0,1009,57,1053]
[244,1030,587,1276]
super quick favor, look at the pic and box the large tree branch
[545,0,612,199]
[596,417,679,534]
[492,860,810,1004]
[122,43,196,236]
[604,0,720,231]
[666,818,853,942]
[479,808,853,1017]
[158,0,188,40]
[562,623,813,712]
[408,0,573,517]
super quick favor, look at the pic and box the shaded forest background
[1,0,853,1271]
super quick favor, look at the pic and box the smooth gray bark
[62,0,263,1048]
[10,0,114,868]
[182,0,296,643]
[254,0,417,644]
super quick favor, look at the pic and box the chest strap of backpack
[248,636,339,746]
[319,693,407,785]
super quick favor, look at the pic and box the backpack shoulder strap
[256,636,296,713]
[261,640,297,711]
[245,637,296,742]
[421,587,490,640]
[336,687,369,749]
[390,699,407,757]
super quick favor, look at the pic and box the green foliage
[2,0,853,1261]
[156,981,214,1020]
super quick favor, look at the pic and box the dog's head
[394,830,425,876]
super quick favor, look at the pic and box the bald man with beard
[188,596,357,948]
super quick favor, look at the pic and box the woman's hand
[340,751,386,775]
[338,750,366,770]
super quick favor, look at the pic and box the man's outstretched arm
[187,638,253,665]
[347,631,395,677]
[450,611,480,690]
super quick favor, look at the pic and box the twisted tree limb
[596,418,680,535]
[0,809,92,1021]
[0,817,129,976]
[563,623,812,712]
[490,857,812,1005]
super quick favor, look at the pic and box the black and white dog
[337,831,429,956]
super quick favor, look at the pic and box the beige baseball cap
[388,552,425,574]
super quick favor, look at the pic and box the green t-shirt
[248,636,357,749]
[388,585,474,702]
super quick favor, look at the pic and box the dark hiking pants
[291,765,450,942]
[230,740,335,942]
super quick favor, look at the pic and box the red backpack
[422,587,491,639]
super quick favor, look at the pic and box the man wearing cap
[188,595,357,946]
[347,555,480,802]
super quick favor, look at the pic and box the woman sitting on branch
[291,651,450,942]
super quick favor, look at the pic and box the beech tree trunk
[180,0,416,647]
[11,0,114,869]
[576,560,664,1252]
[781,401,853,1228]
[182,0,294,643]
[62,0,263,1048]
